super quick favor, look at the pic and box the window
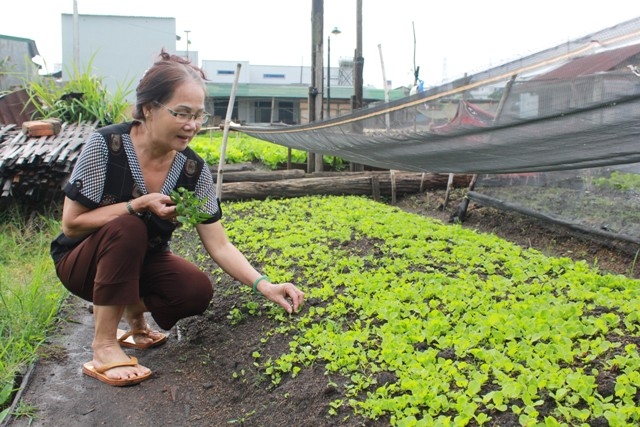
[212,101,238,124]
[255,101,272,123]
[278,101,294,124]
[254,101,296,124]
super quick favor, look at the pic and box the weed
[0,206,65,412]
[11,400,40,424]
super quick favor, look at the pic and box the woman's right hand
[257,281,305,314]
[133,193,177,220]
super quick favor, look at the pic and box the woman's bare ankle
[123,304,149,330]
[92,340,128,364]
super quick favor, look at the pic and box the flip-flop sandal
[117,328,167,350]
[82,356,152,386]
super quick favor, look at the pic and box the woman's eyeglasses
[154,101,211,125]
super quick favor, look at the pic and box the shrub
[23,55,133,126]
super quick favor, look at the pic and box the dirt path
[7,287,376,427]
[7,300,202,427]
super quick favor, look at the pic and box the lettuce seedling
[170,187,212,229]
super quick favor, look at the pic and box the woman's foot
[122,303,166,348]
[90,341,151,381]
[117,328,167,349]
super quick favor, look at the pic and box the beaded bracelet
[252,275,270,295]
[126,200,137,215]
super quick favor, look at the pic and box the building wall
[202,60,342,86]
[248,64,312,85]
[202,61,251,84]
[0,35,40,91]
[61,14,179,102]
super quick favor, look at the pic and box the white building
[61,14,180,102]
[58,14,405,125]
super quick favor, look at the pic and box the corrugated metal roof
[535,43,640,80]
[0,89,37,126]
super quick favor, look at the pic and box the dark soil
[398,189,640,280]
[6,188,639,427]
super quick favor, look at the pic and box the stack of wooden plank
[0,121,97,203]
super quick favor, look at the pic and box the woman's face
[147,79,206,152]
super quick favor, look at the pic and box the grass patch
[0,205,66,422]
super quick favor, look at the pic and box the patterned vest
[51,122,219,263]
[97,122,206,252]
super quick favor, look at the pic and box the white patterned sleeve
[66,132,109,205]
[195,165,221,221]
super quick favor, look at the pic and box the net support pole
[442,173,455,210]
[450,174,477,223]
[451,74,517,221]
[377,44,390,130]
[390,169,397,204]
[216,63,242,199]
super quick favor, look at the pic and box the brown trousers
[54,215,213,330]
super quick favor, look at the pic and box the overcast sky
[4,1,640,88]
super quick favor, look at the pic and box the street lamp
[184,30,191,60]
[326,26,341,118]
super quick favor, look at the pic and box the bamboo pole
[216,63,242,199]
[377,44,390,130]
[270,97,276,124]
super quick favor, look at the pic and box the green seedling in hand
[170,187,212,228]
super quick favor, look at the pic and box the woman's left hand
[259,282,305,314]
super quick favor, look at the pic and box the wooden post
[371,175,380,201]
[442,173,454,210]
[419,172,427,193]
[390,169,397,204]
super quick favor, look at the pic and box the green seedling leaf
[170,187,212,229]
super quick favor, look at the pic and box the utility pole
[73,0,79,69]
[350,0,365,171]
[353,0,363,112]
[309,0,324,173]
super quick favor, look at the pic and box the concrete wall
[61,14,179,101]
[202,60,317,85]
